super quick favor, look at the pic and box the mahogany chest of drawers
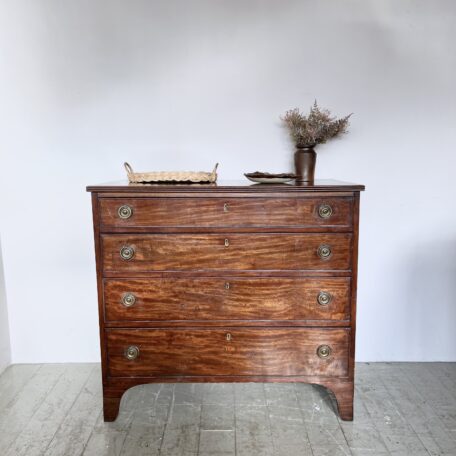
[87,180,364,421]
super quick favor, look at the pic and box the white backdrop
[0,238,11,372]
[0,0,455,363]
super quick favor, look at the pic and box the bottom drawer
[106,328,349,378]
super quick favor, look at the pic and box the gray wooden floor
[0,363,455,455]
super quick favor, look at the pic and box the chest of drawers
[87,180,364,421]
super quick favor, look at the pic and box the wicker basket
[124,162,218,183]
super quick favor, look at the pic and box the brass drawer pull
[317,345,332,359]
[121,293,136,307]
[224,203,229,212]
[225,282,230,290]
[226,333,232,341]
[118,205,133,219]
[224,238,230,247]
[125,345,139,360]
[120,246,135,261]
[318,204,333,219]
[317,291,332,306]
[317,244,332,260]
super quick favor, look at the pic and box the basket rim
[124,162,218,183]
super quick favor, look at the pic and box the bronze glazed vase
[294,146,316,184]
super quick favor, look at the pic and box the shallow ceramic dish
[244,172,297,184]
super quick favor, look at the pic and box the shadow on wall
[0,237,12,371]
[404,239,456,360]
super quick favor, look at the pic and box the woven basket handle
[124,162,134,174]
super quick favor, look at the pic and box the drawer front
[102,233,352,272]
[104,277,350,322]
[99,197,353,228]
[106,328,349,377]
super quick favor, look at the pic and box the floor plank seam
[233,385,238,456]
[157,383,175,455]
[3,364,66,456]
[293,383,315,455]
[41,364,97,456]
[398,363,456,453]
[196,386,204,455]
[264,383,276,456]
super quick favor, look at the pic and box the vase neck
[296,145,316,150]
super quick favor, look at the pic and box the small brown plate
[244,172,297,184]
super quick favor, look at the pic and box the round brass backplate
[120,246,135,261]
[122,293,136,307]
[317,244,332,260]
[316,345,332,359]
[125,345,140,360]
[318,204,333,219]
[317,291,332,306]
[118,205,133,219]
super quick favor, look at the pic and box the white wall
[0,238,11,372]
[0,0,455,363]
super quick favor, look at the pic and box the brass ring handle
[225,282,230,290]
[122,293,136,307]
[318,204,333,219]
[125,345,139,360]
[224,203,229,212]
[224,239,230,247]
[317,345,332,359]
[317,244,332,260]
[120,246,135,261]
[226,333,232,341]
[118,205,133,219]
[317,291,332,306]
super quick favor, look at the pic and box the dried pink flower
[282,101,352,148]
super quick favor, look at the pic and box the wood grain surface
[101,233,352,273]
[106,328,349,377]
[88,184,364,422]
[103,277,351,322]
[99,197,353,229]
[87,179,365,193]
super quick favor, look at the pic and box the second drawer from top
[101,233,353,273]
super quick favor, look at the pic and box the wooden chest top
[87,179,365,194]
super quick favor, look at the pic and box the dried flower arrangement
[282,101,352,148]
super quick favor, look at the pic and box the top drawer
[99,197,353,230]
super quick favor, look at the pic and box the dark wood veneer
[104,277,351,322]
[100,197,353,229]
[88,179,364,193]
[88,180,364,422]
[102,233,352,272]
[106,328,349,377]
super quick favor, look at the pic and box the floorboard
[5,364,94,456]
[0,362,455,455]
[0,364,66,454]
